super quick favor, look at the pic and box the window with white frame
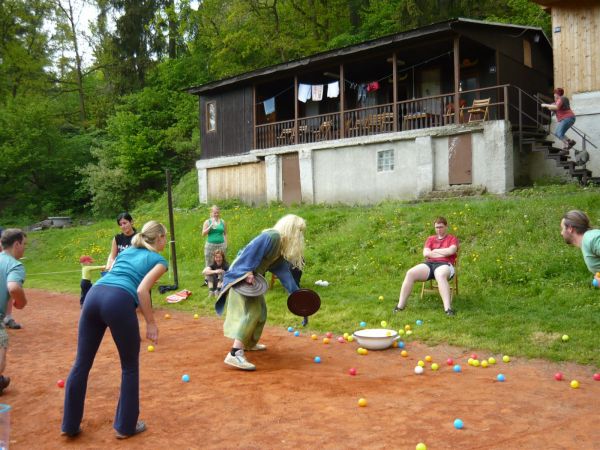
[377,149,394,172]
[206,102,216,132]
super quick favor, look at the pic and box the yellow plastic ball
[467,358,474,366]
[404,324,412,331]
[425,355,432,362]
[502,355,510,363]
[343,332,349,339]
[406,330,413,336]
[164,314,171,319]
[147,345,155,352]
[488,357,496,365]
[392,341,398,348]
[398,329,405,336]
[347,336,354,342]
[431,363,439,371]
[381,320,388,328]
[416,443,427,450]
[193,314,199,319]
[417,360,425,367]
[378,295,384,301]
[570,380,580,389]
[323,338,330,344]
[401,350,408,357]
[472,359,480,367]
[311,334,318,340]
[481,360,489,368]
[358,398,367,407]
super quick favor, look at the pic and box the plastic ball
[481,360,489,368]
[446,358,454,366]
[467,358,474,366]
[405,330,413,336]
[472,359,480,367]
[361,348,368,355]
[358,398,367,407]
[497,374,506,382]
[488,357,496,365]
[453,364,462,373]
[398,329,405,336]
[360,321,367,327]
[416,319,423,326]
[431,363,439,371]
[349,368,357,376]
[417,360,425,367]
[425,355,432,362]
[57,379,65,388]
[401,350,408,357]
[147,345,155,352]
[502,355,510,363]
[323,338,330,344]
[381,320,387,327]
[471,353,478,359]
[287,326,294,332]
[405,324,412,331]
[182,374,190,383]
[414,366,424,374]
[193,314,199,319]
[378,295,384,301]
[554,372,564,381]
[343,332,349,339]
[392,341,398,348]
[337,336,345,343]
[398,341,405,349]
[593,373,600,381]
[453,418,464,430]
[416,443,427,450]
[314,356,321,363]
[164,314,171,319]
[294,331,300,337]
[592,278,599,288]
[347,336,354,342]
[561,334,570,342]
[570,380,579,389]
[326,332,333,338]
[311,334,318,340]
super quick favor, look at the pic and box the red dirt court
[5,290,600,449]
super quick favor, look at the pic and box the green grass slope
[21,178,600,367]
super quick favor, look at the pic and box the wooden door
[448,134,472,185]
[281,153,302,205]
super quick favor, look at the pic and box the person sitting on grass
[560,210,600,284]
[394,216,459,316]
[79,255,105,307]
[202,249,229,296]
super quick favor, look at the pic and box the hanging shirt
[367,81,380,92]
[312,85,324,101]
[298,84,312,103]
[327,81,339,98]
[263,97,275,115]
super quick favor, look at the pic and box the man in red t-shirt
[394,217,459,316]
[541,87,576,152]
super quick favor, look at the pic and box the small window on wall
[523,39,532,68]
[206,102,216,132]
[377,149,394,172]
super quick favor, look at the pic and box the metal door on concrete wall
[448,134,472,185]
[281,153,302,205]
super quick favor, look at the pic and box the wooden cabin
[188,18,559,205]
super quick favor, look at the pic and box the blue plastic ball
[287,326,294,332]
[592,278,599,288]
[416,319,423,326]
[360,321,367,328]
[398,341,405,349]
[454,419,464,430]
[453,364,462,373]
[314,356,321,363]
[294,330,300,337]
[497,373,505,382]
[182,374,190,383]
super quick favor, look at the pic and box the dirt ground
[4,289,600,449]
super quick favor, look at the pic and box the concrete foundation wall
[196,121,518,205]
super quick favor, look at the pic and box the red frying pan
[287,289,321,319]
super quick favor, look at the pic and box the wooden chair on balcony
[467,98,490,123]
[312,120,332,140]
[444,100,466,124]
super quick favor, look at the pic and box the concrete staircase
[518,126,600,185]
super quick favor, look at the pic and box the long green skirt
[223,289,267,348]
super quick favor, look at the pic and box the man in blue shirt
[0,229,28,394]
[561,210,600,284]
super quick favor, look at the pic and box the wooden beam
[392,52,398,131]
[294,75,298,144]
[340,64,345,137]
[453,36,460,125]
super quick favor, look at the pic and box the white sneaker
[248,343,267,351]
[224,350,256,371]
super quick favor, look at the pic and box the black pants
[79,279,92,306]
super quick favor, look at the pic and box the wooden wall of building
[551,3,600,93]
[207,162,266,204]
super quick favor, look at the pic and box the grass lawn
[19,180,600,367]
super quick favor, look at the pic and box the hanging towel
[263,97,275,115]
[367,81,380,92]
[357,83,367,104]
[312,84,324,101]
[327,81,339,98]
[298,83,312,103]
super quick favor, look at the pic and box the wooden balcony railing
[254,84,547,150]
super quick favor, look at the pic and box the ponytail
[132,221,167,252]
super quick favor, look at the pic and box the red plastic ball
[349,368,357,376]
[57,379,65,388]
[446,358,454,366]
[593,373,600,381]
[554,372,563,381]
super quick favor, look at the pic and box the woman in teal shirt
[62,221,168,440]
[202,205,228,283]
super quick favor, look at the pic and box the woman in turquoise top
[202,205,228,283]
[62,221,168,440]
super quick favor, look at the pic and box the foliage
[21,182,600,367]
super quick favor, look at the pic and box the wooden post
[453,36,460,125]
[392,52,398,131]
[252,85,256,149]
[294,75,298,144]
[340,64,345,137]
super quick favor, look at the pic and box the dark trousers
[79,279,92,306]
[62,285,141,436]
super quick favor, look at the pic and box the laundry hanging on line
[263,97,275,115]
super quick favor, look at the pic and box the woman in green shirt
[202,205,228,283]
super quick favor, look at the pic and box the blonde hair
[131,221,167,252]
[271,214,306,269]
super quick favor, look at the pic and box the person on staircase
[541,87,576,154]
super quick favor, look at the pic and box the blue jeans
[555,116,575,140]
[62,285,141,436]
